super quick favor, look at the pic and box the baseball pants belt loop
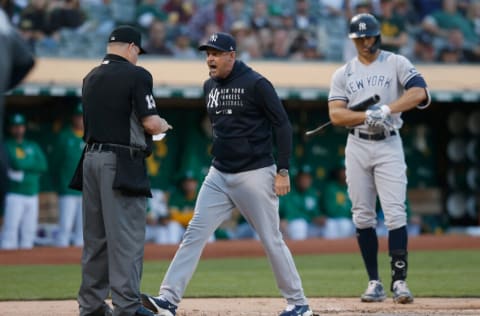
[349,129,396,141]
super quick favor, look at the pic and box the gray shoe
[361,280,387,302]
[392,280,414,304]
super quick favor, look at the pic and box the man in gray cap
[73,25,172,316]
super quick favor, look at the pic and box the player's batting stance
[327,13,430,304]
[141,32,313,316]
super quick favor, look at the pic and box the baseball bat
[305,94,380,137]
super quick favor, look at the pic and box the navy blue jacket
[203,60,292,173]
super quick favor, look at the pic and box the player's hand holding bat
[305,94,380,137]
[365,104,391,128]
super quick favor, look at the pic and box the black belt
[86,143,145,156]
[349,129,396,141]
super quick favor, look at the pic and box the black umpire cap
[108,25,146,54]
[198,32,236,52]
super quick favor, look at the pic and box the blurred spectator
[412,0,442,21]
[421,0,477,49]
[467,0,480,41]
[437,28,479,62]
[48,0,85,36]
[18,0,53,52]
[143,19,173,55]
[1,113,47,249]
[54,103,85,247]
[377,0,408,54]
[228,0,249,25]
[136,0,167,33]
[293,0,318,35]
[349,0,380,17]
[170,26,197,59]
[279,165,322,240]
[110,0,136,25]
[289,33,322,60]
[162,0,194,25]
[231,20,262,60]
[80,0,114,34]
[250,0,270,30]
[319,0,348,61]
[410,31,436,62]
[320,163,355,239]
[187,0,234,44]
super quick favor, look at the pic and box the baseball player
[1,113,47,249]
[141,32,313,316]
[327,13,430,304]
[54,104,85,247]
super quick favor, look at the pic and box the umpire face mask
[205,49,236,79]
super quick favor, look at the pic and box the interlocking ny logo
[210,33,218,43]
[359,22,367,31]
[207,88,220,108]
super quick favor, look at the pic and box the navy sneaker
[135,306,156,316]
[141,293,177,316]
[279,304,313,316]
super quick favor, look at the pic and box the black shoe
[91,304,113,316]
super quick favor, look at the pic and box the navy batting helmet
[349,13,381,53]
[349,13,380,38]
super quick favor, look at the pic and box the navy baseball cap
[108,25,146,54]
[198,32,236,52]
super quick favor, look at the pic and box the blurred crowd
[2,0,480,62]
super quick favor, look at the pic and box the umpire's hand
[274,174,290,196]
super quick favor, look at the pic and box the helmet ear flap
[369,35,382,54]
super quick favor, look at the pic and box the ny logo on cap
[359,22,367,31]
[210,33,218,42]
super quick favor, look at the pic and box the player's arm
[255,78,291,196]
[381,73,430,115]
[328,99,368,127]
[385,86,428,114]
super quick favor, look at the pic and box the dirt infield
[1,234,480,315]
[1,298,480,316]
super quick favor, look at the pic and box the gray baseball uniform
[159,165,307,306]
[328,51,420,230]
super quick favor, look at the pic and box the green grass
[1,250,480,300]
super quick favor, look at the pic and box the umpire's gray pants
[159,165,308,306]
[78,151,146,316]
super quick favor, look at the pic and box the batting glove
[365,104,391,127]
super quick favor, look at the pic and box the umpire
[73,25,172,316]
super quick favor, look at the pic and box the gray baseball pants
[159,165,308,306]
[78,151,146,316]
